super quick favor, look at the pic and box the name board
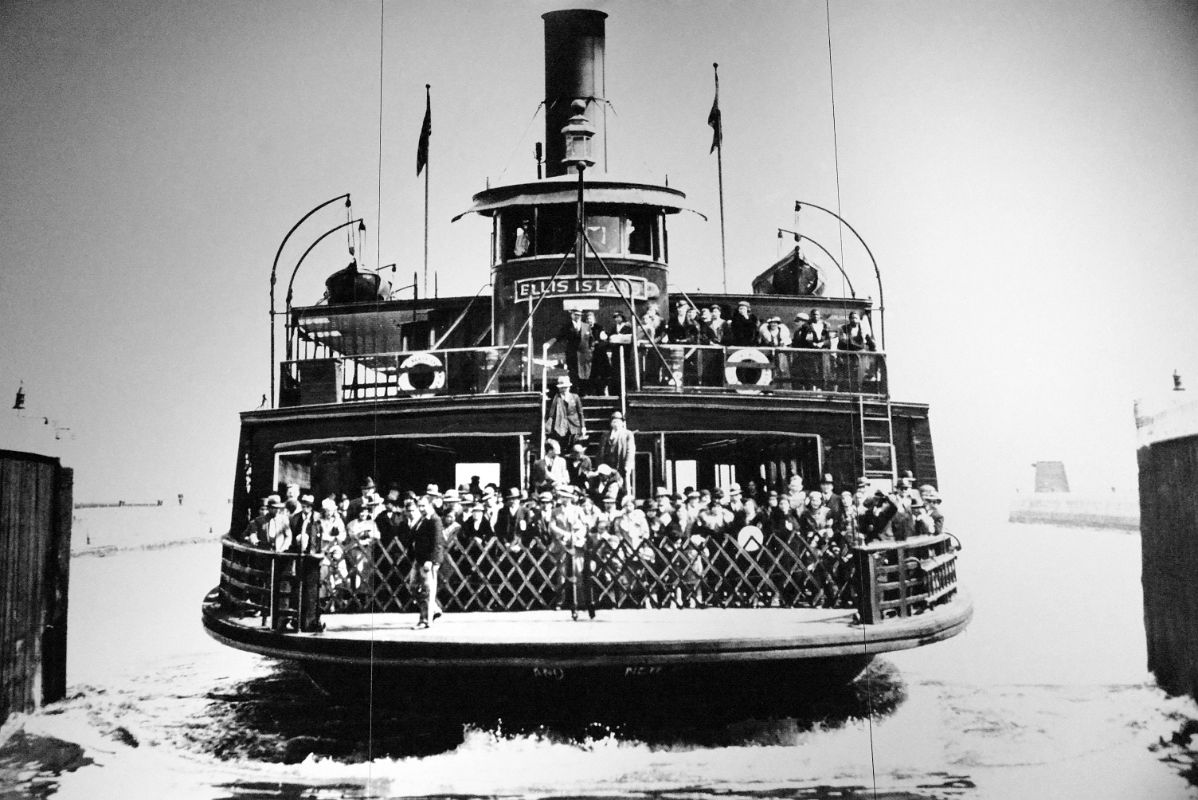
[513,276,649,302]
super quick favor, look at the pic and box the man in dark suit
[412,494,445,628]
[548,309,594,393]
[493,487,525,546]
[288,494,322,554]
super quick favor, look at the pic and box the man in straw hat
[548,484,594,620]
[545,374,586,449]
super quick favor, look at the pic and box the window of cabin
[275,450,312,493]
[496,206,664,261]
[625,209,659,258]
[584,214,620,253]
[498,211,536,261]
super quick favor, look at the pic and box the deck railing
[278,343,887,406]
[279,345,532,405]
[216,532,958,630]
[633,343,887,395]
[854,535,960,623]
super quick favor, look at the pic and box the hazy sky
[2,0,1196,513]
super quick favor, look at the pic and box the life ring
[396,352,446,396]
[737,524,764,553]
[724,348,773,392]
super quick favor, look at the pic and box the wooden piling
[0,450,72,723]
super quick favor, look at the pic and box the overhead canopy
[452,177,707,222]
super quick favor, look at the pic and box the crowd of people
[546,302,879,395]
[238,456,945,627]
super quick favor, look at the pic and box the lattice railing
[217,533,960,629]
[306,532,862,614]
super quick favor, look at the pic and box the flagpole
[712,63,727,292]
[423,84,430,298]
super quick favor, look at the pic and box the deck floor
[209,597,972,666]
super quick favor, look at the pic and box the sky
[2,0,1197,514]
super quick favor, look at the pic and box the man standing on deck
[260,495,291,551]
[547,309,594,393]
[548,485,594,619]
[412,494,445,629]
[545,376,586,449]
[599,411,636,487]
[289,494,322,554]
[241,497,272,547]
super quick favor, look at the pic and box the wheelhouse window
[496,206,663,262]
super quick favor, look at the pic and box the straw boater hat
[537,490,554,502]
[300,494,315,506]
[728,482,742,497]
[266,494,285,509]
[794,312,810,323]
[610,411,624,420]
[425,483,442,498]
[443,489,461,504]
[321,498,338,512]
[505,487,522,501]
[821,473,835,485]
[556,375,572,388]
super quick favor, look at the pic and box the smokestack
[542,9,606,178]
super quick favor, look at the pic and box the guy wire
[826,1,878,797]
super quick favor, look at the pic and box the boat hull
[201,588,972,704]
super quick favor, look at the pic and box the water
[3,513,1196,798]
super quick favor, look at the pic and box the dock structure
[1136,391,1198,700]
[0,450,72,724]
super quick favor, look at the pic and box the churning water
[3,512,1196,798]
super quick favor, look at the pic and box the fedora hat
[556,375,572,388]
[360,477,376,490]
[505,487,522,501]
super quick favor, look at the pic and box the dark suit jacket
[555,321,594,379]
[729,313,759,346]
[411,514,445,565]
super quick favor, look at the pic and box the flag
[416,84,431,175]
[708,65,722,153]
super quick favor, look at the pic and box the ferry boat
[202,8,970,701]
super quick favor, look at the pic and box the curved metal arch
[794,201,885,348]
[284,218,365,361]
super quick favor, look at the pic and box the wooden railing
[218,539,322,631]
[854,534,960,623]
[217,532,958,630]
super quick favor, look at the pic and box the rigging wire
[494,101,546,182]
[825,5,876,797]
